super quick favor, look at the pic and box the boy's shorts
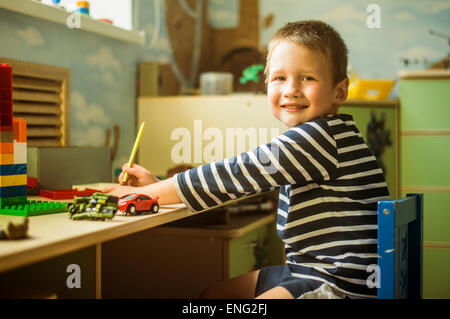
[255,265,346,299]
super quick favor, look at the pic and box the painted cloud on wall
[16,26,45,46]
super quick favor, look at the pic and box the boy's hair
[265,20,348,86]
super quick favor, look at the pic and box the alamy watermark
[66,264,81,289]
[366,4,381,29]
[170,120,281,173]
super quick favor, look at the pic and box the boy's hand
[102,184,140,198]
[118,163,160,187]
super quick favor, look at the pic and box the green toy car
[68,192,119,221]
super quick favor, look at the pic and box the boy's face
[267,41,348,127]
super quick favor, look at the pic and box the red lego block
[1,113,12,127]
[0,88,12,100]
[0,130,13,142]
[0,63,12,88]
[0,126,13,132]
[39,188,101,200]
[13,118,26,143]
[0,100,12,114]
[0,142,13,153]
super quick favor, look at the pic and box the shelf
[0,0,145,46]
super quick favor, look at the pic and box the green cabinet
[340,100,398,199]
[399,70,450,299]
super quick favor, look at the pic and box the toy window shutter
[0,57,70,147]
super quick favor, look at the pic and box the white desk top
[0,200,195,273]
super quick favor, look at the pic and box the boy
[105,20,390,299]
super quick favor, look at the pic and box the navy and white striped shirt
[174,114,390,298]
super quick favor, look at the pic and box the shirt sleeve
[173,118,338,211]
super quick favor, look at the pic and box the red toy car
[118,193,160,215]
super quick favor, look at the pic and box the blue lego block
[0,164,27,175]
[0,185,27,197]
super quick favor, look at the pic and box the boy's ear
[333,78,349,105]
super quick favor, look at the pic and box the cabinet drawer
[423,248,450,298]
[400,80,450,130]
[401,136,450,186]
[229,224,268,278]
[401,192,450,242]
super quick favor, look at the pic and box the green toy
[68,192,118,221]
[239,64,264,84]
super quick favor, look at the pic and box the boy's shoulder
[291,114,356,133]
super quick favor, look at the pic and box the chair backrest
[377,193,423,299]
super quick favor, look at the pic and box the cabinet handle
[244,241,258,249]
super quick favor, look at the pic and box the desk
[0,200,194,298]
[0,193,281,298]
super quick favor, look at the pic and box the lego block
[13,118,27,143]
[0,174,27,187]
[0,185,27,197]
[0,88,12,100]
[0,200,68,217]
[0,100,12,114]
[0,164,27,175]
[0,64,12,88]
[0,142,13,154]
[0,113,12,127]
[13,142,27,164]
[0,131,13,142]
[39,188,100,200]
[27,176,37,188]
[27,147,111,190]
[0,153,14,165]
[0,195,27,208]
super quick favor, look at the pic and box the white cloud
[72,126,105,146]
[319,5,366,23]
[394,11,414,20]
[318,4,367,32]
[430,0,450,12]
[72,90,110,126]
[86,46,122,73]
[395,45,445,61]
[16,27,45,46]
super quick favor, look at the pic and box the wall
[260,0,449,83]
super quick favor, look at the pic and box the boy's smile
[267,41,348,127]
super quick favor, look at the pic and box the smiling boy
[106,20,390,299]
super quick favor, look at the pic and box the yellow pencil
[122,121,146,184]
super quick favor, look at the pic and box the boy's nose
[283,80,301,98]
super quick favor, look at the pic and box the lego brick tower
[0,63,27,208]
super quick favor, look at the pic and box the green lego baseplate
[0,200,68,217]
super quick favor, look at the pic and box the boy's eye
[274,76,285,81]
[301,76,314,81]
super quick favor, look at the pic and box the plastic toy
[239,64,264,85]
[118,193,159,215]
[0,216,28,240]
[39,188,101,200]
[0,63,28,211]
[68,192,118,221]
[0,200,68,217]
[76,1,90,16]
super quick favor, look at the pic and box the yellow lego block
[0,153,14,165]
[0,174,27,187]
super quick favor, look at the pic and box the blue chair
[377,193,423,299]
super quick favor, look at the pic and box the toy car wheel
[127,204,137,215]
[151,203,159,214]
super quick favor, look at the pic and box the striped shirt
[173,114,390,298]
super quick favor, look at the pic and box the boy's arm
[105,177,182,205]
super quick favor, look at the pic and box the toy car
[118,193,159,215]
[68,192,119,221]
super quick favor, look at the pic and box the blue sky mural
[260,0,450,80]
